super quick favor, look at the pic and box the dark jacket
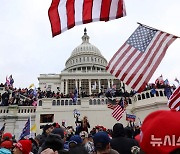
[110,123,139,154]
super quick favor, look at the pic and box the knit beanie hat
[140,110,180,154]
[15,139,32,154]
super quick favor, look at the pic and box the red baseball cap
[140,110,180,154]
[2,132,13,140]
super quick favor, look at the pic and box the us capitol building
[0,29,169,138]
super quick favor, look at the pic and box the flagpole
[137,22,180,38]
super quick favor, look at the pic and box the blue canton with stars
[126,25,157,52]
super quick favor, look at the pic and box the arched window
[39,100,42,106]
[142,94,145,99]
[156,91,159,97]
[52,100,56,106]
[146,92,150,98]
[159,90,163,96]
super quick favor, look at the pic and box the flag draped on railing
[106,24,177,93]
[48,0,126,37]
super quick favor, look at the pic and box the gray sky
[0,0,180,88]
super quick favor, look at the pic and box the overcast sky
[0,0,180,88]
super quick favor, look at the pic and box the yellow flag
[31,124,37,133]
[29,83,34,89]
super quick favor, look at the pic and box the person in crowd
[1,132,13,142]
[0,147,12,154]
[13,139,32,154]
[0,140,14,153]
[68,135,88,154]
[39,124,54,147]
[1,92,9,106]
[40,133,67,154]
[76,116,90,134]
[93,131,119,154]
[140,110,180,154]
[80,131,95,154]
[110,123,139,154]
[29,134,41,154]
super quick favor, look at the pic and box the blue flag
[19,118,30,139]
[164,87,172,99]
[150,88,156,95]
[126,114,136,122]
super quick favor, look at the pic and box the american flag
[155,75,164,85]
[167,85,180,110]
[112,104,125,121]
[107,98,118,109]
[106,24,177,93]
[108,98,127,121]
[48,0,126,37]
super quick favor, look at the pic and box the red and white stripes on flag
[112,105,125,121]
[168,85,180,110]
[48,0,126,37]
[106,24,177,93]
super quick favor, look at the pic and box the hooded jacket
[110,123,139,154]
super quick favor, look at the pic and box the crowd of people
[0,114,141,154]
[0,79,176,107]
[1,109,180,154]
[0,83,134,107]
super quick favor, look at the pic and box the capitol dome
[64,28,108,72]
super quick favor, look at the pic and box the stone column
[98,79,101,93]
[108,79,110,88]
[60,80,64,94]
[111,79,114,87]
[89,79,92,95]
[79,79,82,89]
[65,79,68,95]
[75,79,78,88]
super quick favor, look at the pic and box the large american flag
[48,0,126,37]
[106,24,177,93]
[168,85,180,110]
